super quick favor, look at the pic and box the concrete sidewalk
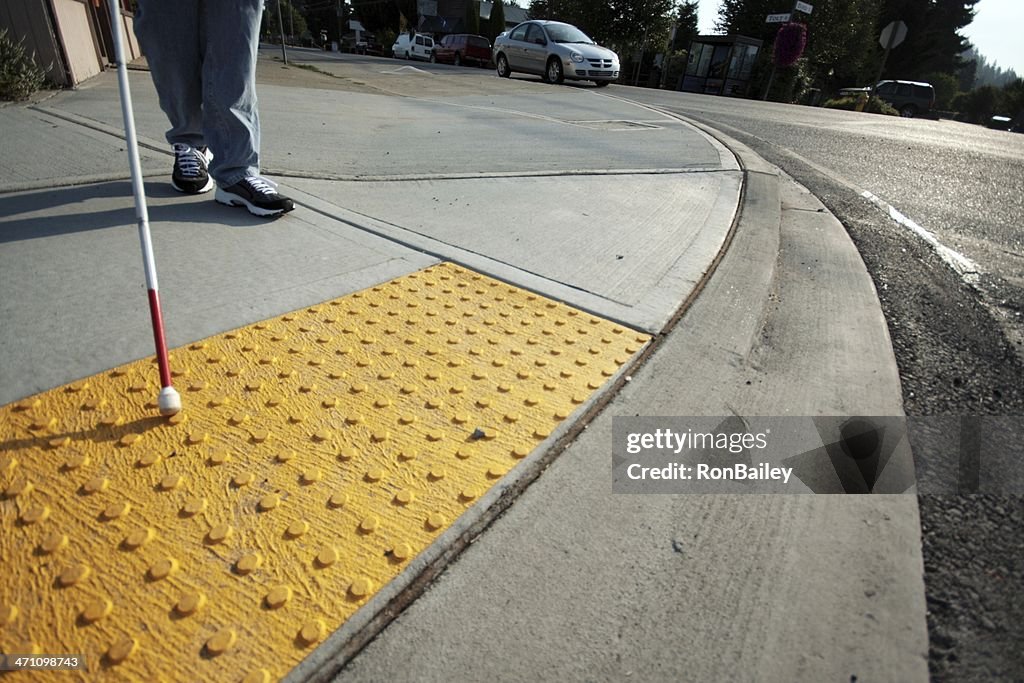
[0,51,928,681]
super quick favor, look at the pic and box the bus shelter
[681,35,763,97]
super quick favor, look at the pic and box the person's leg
[134,0,212,193]
[203,0,293,216]
[133,0,203,149]
[200,0,262,187]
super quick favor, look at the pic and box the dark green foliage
[948,79,1023,124]
[717,0,883,101]
[349,0,401,34]
[671,0,699,53]
[878,0,978,80]
[528,0,674,50]
[951,84,997,123]
[465,0,480,35]
[661,48,688,90]
[263,0,308,38]
[1001,79,1024,119]
[296,0,348,43]
[484,1,507,42]
[923,71,959,109]
[396,0,419,30]
[717,1,987,105]
[0,28,47,101]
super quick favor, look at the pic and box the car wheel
[545,57,564,84]
[593,80,609,88]
[496,53,511,78]
[454,53,462,66]
[900,104,917,118]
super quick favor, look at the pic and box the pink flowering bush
[774,22,807,68]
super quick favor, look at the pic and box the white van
[391,33,434,61]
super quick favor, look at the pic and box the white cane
[108,0,181,416]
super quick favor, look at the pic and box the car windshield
[544,23,594,44]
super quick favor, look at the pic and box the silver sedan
[493,21,620,87]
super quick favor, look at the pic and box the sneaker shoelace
[173,144,204,178]
[244,176,279,197]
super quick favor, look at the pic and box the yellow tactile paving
[0,263,649,681]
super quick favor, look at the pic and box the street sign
[795,1,814,14]
[879,20,908,49]
[766,13,791,23]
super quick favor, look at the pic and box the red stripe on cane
[147,288,173,389]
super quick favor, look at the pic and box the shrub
[923,72,960,109]
[661,49,687,90]
[0,28,47,101]
[379,28,397,57]
[951,85,998,123]
[823,94,898,116]
[1001,78,1024,119]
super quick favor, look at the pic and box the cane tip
[158,387,182,416]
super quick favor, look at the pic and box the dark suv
[431,34,492,67]
[841,80,935,118]
[875,80,935,118]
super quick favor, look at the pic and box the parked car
[354,37,383,56]
[431,34,492,67]
[391,33,435,61]
[493,20,620,86]
[839,80,935,118]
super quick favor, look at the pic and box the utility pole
[633,26,648,87]
[342,0,350,47]
[277,0,288,63]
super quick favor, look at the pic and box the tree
[528,0,673,50]
[717,0,883,98]
[923,71,960,108]
[950,83,997,123]
[613,0,676,50]
[396,0,418,30]
[951,78,1024,124]
[715,0,776,40]
[878,0,979,79]
[264,0,308,39]
[465,0,480,34]
[484,0,508,42]
[1001,78,1024,120]
[297,0,347,42]
[671,0,699,53]
[350,0,401,34]
[801,0,880,88]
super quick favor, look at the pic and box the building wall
[0,0,138,88]
[50,0,102,84]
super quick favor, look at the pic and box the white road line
[860,190,980,283]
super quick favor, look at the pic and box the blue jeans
[134,0,262,187]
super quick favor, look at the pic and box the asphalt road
[260,49,1024,679]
